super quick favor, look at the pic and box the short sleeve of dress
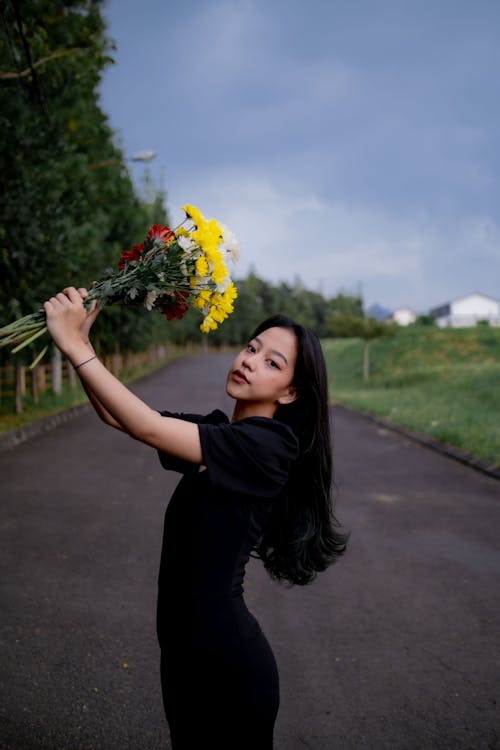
[198,417,299,499]
[157,409,228,473]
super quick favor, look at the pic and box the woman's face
[226,326,298,415]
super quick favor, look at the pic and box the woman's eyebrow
[253,336,288,366]
[271,350,288,365]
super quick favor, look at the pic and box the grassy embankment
[322,326,500,467]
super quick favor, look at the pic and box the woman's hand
[77,287,100,344]
[44,287,89,360]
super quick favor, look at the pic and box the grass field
[322,326,500,467]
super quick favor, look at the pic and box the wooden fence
[0,344,172,414]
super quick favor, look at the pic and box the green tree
[0,0,169,363]
[413,314,435,327]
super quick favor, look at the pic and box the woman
[44,286,348,749]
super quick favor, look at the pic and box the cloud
[167,0,265,90]
[166,164,500,311]
[100,0,500,313]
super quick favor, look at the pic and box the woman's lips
[232,369,249,384]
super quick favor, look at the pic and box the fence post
[37,365,47,394]
[51,346,62,395]
[31,365,40,405]
[15,363,24,414]
[123,351,131,376]
[67,359,77,388]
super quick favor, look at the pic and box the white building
[387,306,417,326]
[430,292,500,328]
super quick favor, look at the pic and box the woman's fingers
[63,286,85,304]
[46,294,65,309]
[46,288,84,312]
[45,288,94,353]
[75,287,98,315]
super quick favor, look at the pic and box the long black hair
[251,314,349,586]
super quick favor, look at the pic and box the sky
[99,0,500,313]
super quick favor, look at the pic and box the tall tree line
[164,273,365,346]
[0,0,168,363]
[0,1,367,360]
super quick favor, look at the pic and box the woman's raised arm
[73,288,125,432]
[44,287,202,462]
[79,342,126,432]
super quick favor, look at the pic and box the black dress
[156,409,299,750]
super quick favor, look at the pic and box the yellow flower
[209,304,226,324]
[193,289,212,310]
[219,282,237,312]
[207,217,223,240]
[192,227,220,258]
[200,314,218,333]
[224,282,238,303]
[182,204,204,227]
[175,205,237,334]
[195,255,209,277]
[193,296,206,310]
[211,260,227,286]
[202,283,237,330]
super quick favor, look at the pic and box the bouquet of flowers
[0,204,239,367]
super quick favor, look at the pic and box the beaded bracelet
[74,355,97,370]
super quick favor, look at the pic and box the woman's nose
[241,353,255,370]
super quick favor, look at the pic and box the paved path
[0,353,499,750]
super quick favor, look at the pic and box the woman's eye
[267,359,279,369]
[246,344,256,353]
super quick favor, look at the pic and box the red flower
[147,224,175,244]
[118,243,144,270]
[159,291,189,320]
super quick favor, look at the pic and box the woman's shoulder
[156,409,229,474]
[202,409,230,424]
[198,415,299,497]
[229,416,299,454]
[233,414,295,433]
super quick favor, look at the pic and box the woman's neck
[231,400,277,423]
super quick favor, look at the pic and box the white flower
[177,234,196,254]
[219,224,239,263]
[216,277,231,294]
[144,290,159,311]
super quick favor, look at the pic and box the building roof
[432,291,500,308]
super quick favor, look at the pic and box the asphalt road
[0,352,499,750]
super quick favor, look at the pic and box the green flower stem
[0,326,44,345]
[11,325,48,353]
[0,330,43,347]
[29,343,49,369]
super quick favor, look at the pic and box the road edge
[0,356,184,454]
[0,402,93,453]
[333,403,500,482]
